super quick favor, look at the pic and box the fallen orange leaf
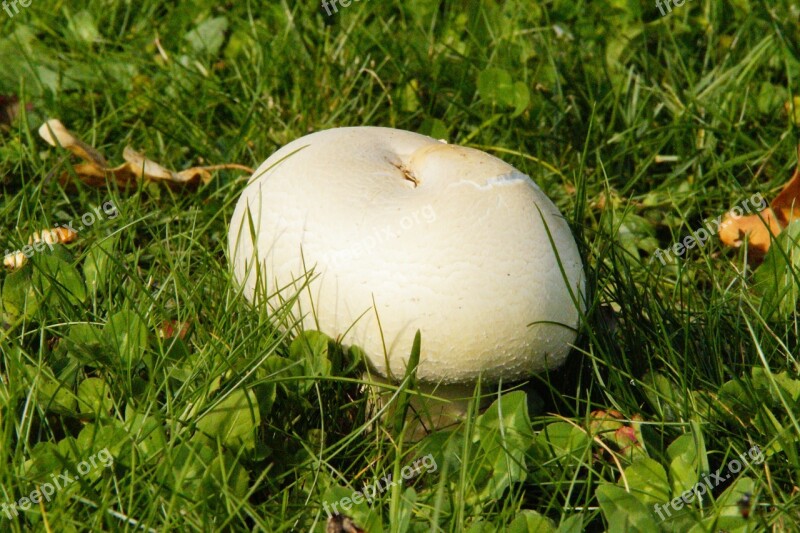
[158,320,191,340]
[3,226,78,270]
[38,119,253,190]
[719,144,800,260]
[588,409,646,462]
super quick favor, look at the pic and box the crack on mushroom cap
[390,160,419,188]
[453,171,529,191]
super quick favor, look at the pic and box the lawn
[1,1,800,531]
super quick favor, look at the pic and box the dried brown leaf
[39,119,109,167]
[122,146,177,181]
[158,320,191,340]
[32,227,79,245]
[719,145,800,261]
[3,226,79,270]
[38,119,254,189]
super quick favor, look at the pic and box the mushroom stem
[364,372,494,439]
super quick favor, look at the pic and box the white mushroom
[228,127,585,425]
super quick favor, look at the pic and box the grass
[1,0,800,531]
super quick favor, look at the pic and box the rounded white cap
[229,127,585,384]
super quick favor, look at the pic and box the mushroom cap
[228,127,585,384]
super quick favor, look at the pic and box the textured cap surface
[229,127,585,383]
